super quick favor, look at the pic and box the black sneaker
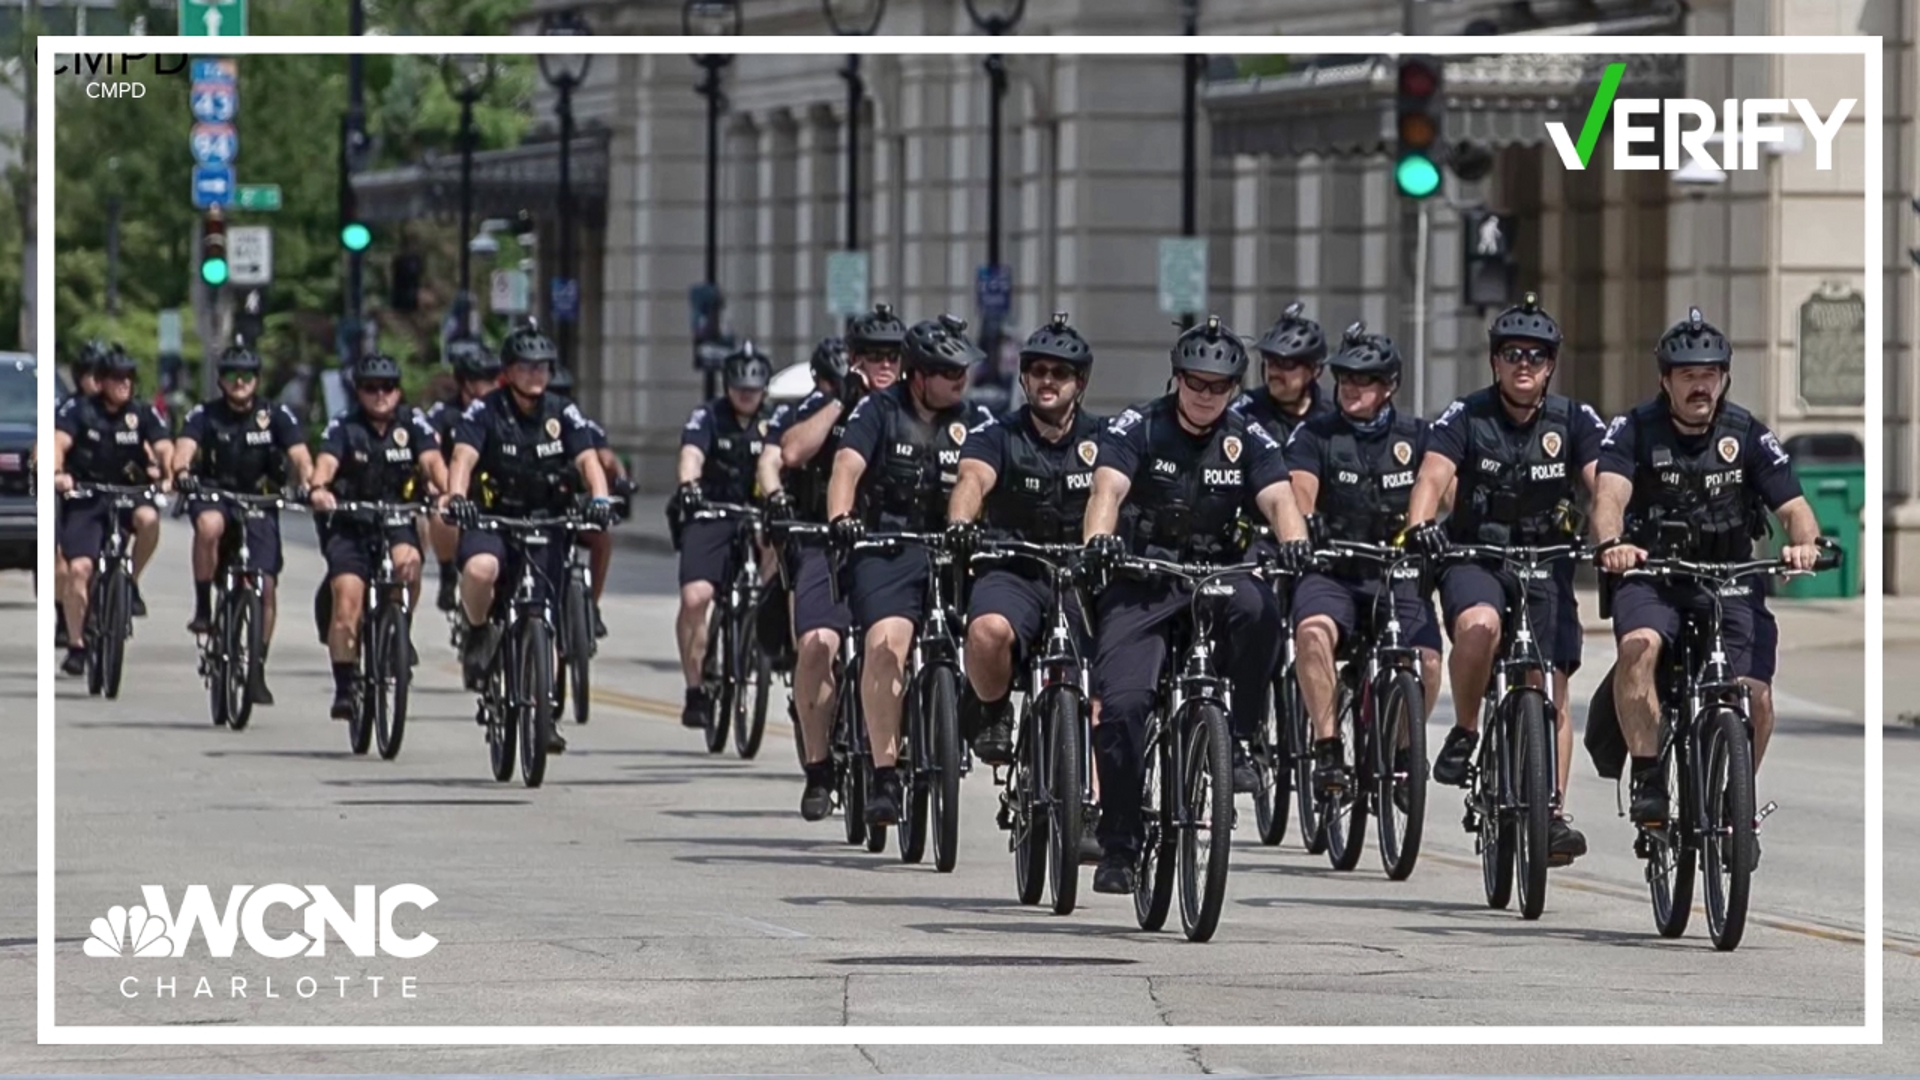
[681,688,710,729]
[1630,765,1669,827]
[460,623,499,691]
[1093,852,1136,894]
[1078,815,1104,865]
[330,688,355,721]
[1548,815,1587,866]
[435,574,459,614]
[973,705,1015,766]
[130,583,147,619]
[1312,738,1350,802]
[1231,740,1260,795]
[247,664,274,706]
[865,771,902,827]
[187,611,213,636]
[593,607,608,640]
[1432,725,1477,787]
[801,768,833,822]
[61,649,85,677]
[542,724,568,754]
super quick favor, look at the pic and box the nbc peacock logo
[84,904,175,958]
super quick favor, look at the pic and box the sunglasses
[219,369,257,382]
[1022,362,1077,383]
[1496,345,1555,369]
[1179,373,1237,398]
[925,367,968,383]
[859,352,902,366]
[1263,354,1317,372]
[358,381,401,395]
[1337,373,1391,389]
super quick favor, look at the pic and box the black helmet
[1019,312,1092,371]
[548,365,576,397]
[356,352,402,383]
[723,342,772,391]
[810,336,850,385]
[447,337,500,380]
[846,302,907,350]
[217,342,261,374]
[1328,321,1403,380]
[903,314,982,373]
[1656,306,1732,368]
[1489,291,1563,351]
[1170,315,1248,381]
[1254,302,1327,366]
[500,325,558,368]
[95,343,137,376]
[74,339,114,374]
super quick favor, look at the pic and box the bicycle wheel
[864,757,890,853]
[1178,701,1235,943]
[1046,689,1084,917]
[1133,726,1176,932]
[1512,689,1553,920]
[1254,672,1291,846]
[518,621,555,789]
[1374,669,1426,882]
[224,586,262,732]
[562,576,593,725]
[85,583,104,697]
[1477,702,1514,910]
[1012,701,1046,905]
[1648,744,1694,938]
[1323,679,1368,872]
[734,633,772,759]
[928,665,964,874]
[347,618,374,757]
[1702,707,1754,951]
[1288,670,1325,854]
[703,604,732,754]
[840,753,868,848]
[372,600,411,761]
[205,602,229,728]
[486,665,516,782]
[99,569,129,701]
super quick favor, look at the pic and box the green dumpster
[1775,460,1864,599]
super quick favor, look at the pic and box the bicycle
[1616,540,1837,951]
[689,502,776,759]
[840,530,968,872]
[186,488,302,732]
[462,510,598,789]
[1437,542,1586,919]
[1110,553,1269,943]
[970,539,1095,915]
[1253,564,1316,852]
[63,483,156,701]
[322,500,426,760]
[1307,539,1429,881]
[555,535,598,727]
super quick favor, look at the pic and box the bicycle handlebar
[969,539,1083,571]
[850,530,946,554]
[1436,542,1588,567]
[63,482,158,501]
[187,488,309,514]
[465,512,601,535]
[1626,544,1840,584]
[689,502,761,523]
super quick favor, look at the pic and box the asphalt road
[1,520,1904,1072]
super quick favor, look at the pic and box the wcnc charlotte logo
[84,884,439,959]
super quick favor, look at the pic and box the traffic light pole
[346,0,365,339]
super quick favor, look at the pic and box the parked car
[0,352,36,573]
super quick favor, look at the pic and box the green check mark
[1573,62,1627,168]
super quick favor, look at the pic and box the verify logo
[1548,61,1854,172]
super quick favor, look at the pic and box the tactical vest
[472,391,578,514]
[331,406,425,503]
[1624,399,1767,562]
[1446,391,1577,546]
[858,387,980,532]
[196,401,288,494]
[65,396,150,485]
[786,394,850,522]
[1238,386,1330,447]
[1312,410,1424,549]
[983,407,1105,544]
[699,401,769,505]
[1118,395,1254,563]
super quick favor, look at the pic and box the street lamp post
[963,0,1025,392]
[442,55,497,338]
[539,10,594,374]
[823,0,885,253]
[1179,0,1199,331]
[687,0,740,399]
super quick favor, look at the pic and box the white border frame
[35,33,1882,1047]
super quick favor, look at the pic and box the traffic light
[341,222,371,252]
[1394,56,1444,199]
[200,207,228,287]
[1462,207,1517,308]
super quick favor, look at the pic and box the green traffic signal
[1395,153,1442,199]
[341,223,371,252]
[200,258,230,287]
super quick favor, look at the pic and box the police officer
[550,364,627,639]
[946,313,1101,767]
[445,325,613,753]
[1404,293,1608,865]
[1233,301,1334,442]
[52,344,171,676]
[672,342,775,732]
[1080,315,1311,895]
[1593,307,1821,826]
[308,353,449,720]
[427,337,501,613]
[827,314,996,827]
[170,343,313,705]
[1289,324,1443,802]
[55,341,115,648]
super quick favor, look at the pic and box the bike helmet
[1656,306,1732,369]
[903,314,982,374]
[548,365,577,397]
[1253,302,1327,367]
[1328,321,1403,380]
[810,336,850,385]
[447,337,501,380]
[95,342,137,376]
[722,342,773,391]
[1489,291,1563,352]
[1019,312,1093,372]
[1170,315,1248,381]
[355,352,402,383]
[74,339,113,375]
[217,342,261,374]
[846,302,907,350]
[500,325,558,368]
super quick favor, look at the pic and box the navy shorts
[189,501,284,578]
[1749,594,1778,684]
[1439,561,1581,674]
[1610,577,1757,679]
[321,523,422,583]
[789,542,851,638]
[848,545,931,630]
[55,496,139,563]
[679,518,743,589]
[968,567,1087,666]
[1294,570,1442,652]
[457,527,570,615]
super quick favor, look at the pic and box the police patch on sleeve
[1108,409,1141,436]
[1601,415,1628,446]
[684,408,707,431]
[1433,400,1465,428]
[1760,431,1790,465]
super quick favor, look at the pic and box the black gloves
[173,470,200,496]
[839,370,870,411]
[676,481,706,514]
[945,519,981,561]
[582,496,613,529]
[447,495,479,530]
[1081,533,1126,586]
[829,513,866,554]
[1275,538,1313,573]
[1409,520,1450,558]
[766,490,798,525]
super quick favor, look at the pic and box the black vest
[1624,399,1767,561]
[786,394,850,522]
[1446,390,1579,546]
[983,406,1105,544]
[1118,395,1255,562]
[1237,385,1332,447]
[1309,409,1424,548]
[472,389,578,514]
[194,399,288,494]
[331,405,427,503]
[698,400,769,505]
[65,396,151,485]
[857,385,981,532]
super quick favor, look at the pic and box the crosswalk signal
[200,208,229,287]
[1394,56,1444,199]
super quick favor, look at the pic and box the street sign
[235,184,281,212]
[189,82,237,123]
[190,122,237,166]
[974,264,1012,321]
[191,58,237,84]
[1157,237,1208,315]
[157,309,182,355]
[227,225,272,285]
[191,165,235,208]
[490,269,529,315]
[181,0,248,36]
[551,277,580,323]
[826,251,870,317]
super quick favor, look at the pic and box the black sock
[871,764,897,790]
[66,645,85,660]
[332,663,355,695]
[804,760,832,785]
[193,582,211,614]
[439,560,455,580]
[1630,755,1660,776]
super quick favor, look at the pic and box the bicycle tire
[1478,702,1514,910]
[487,665,516,783]
[205,600,229,728]
[225,585,262,732]
[703,603,731,754]
[1513,689,1553,920]
[373,599,411,761]
[734,637,772,759]
[1324,679,1367,872]
[562,576,593,725]
[1649,747,1694,938]
[840,752,868,847]
[1047,688,1084,917]
[1178,700,1235,943]
[1133,725,1176,932]
[347,614,374,757]
[928,665,964,874]
[1012,697,1046,906]
[898,687,929,866]
[518,621,555,788]
[1255,672,1291,846]
[1286,669,1325,854]
[1702,707,1754,951]
[100,570,129,701]
[1374,669,1426,882]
